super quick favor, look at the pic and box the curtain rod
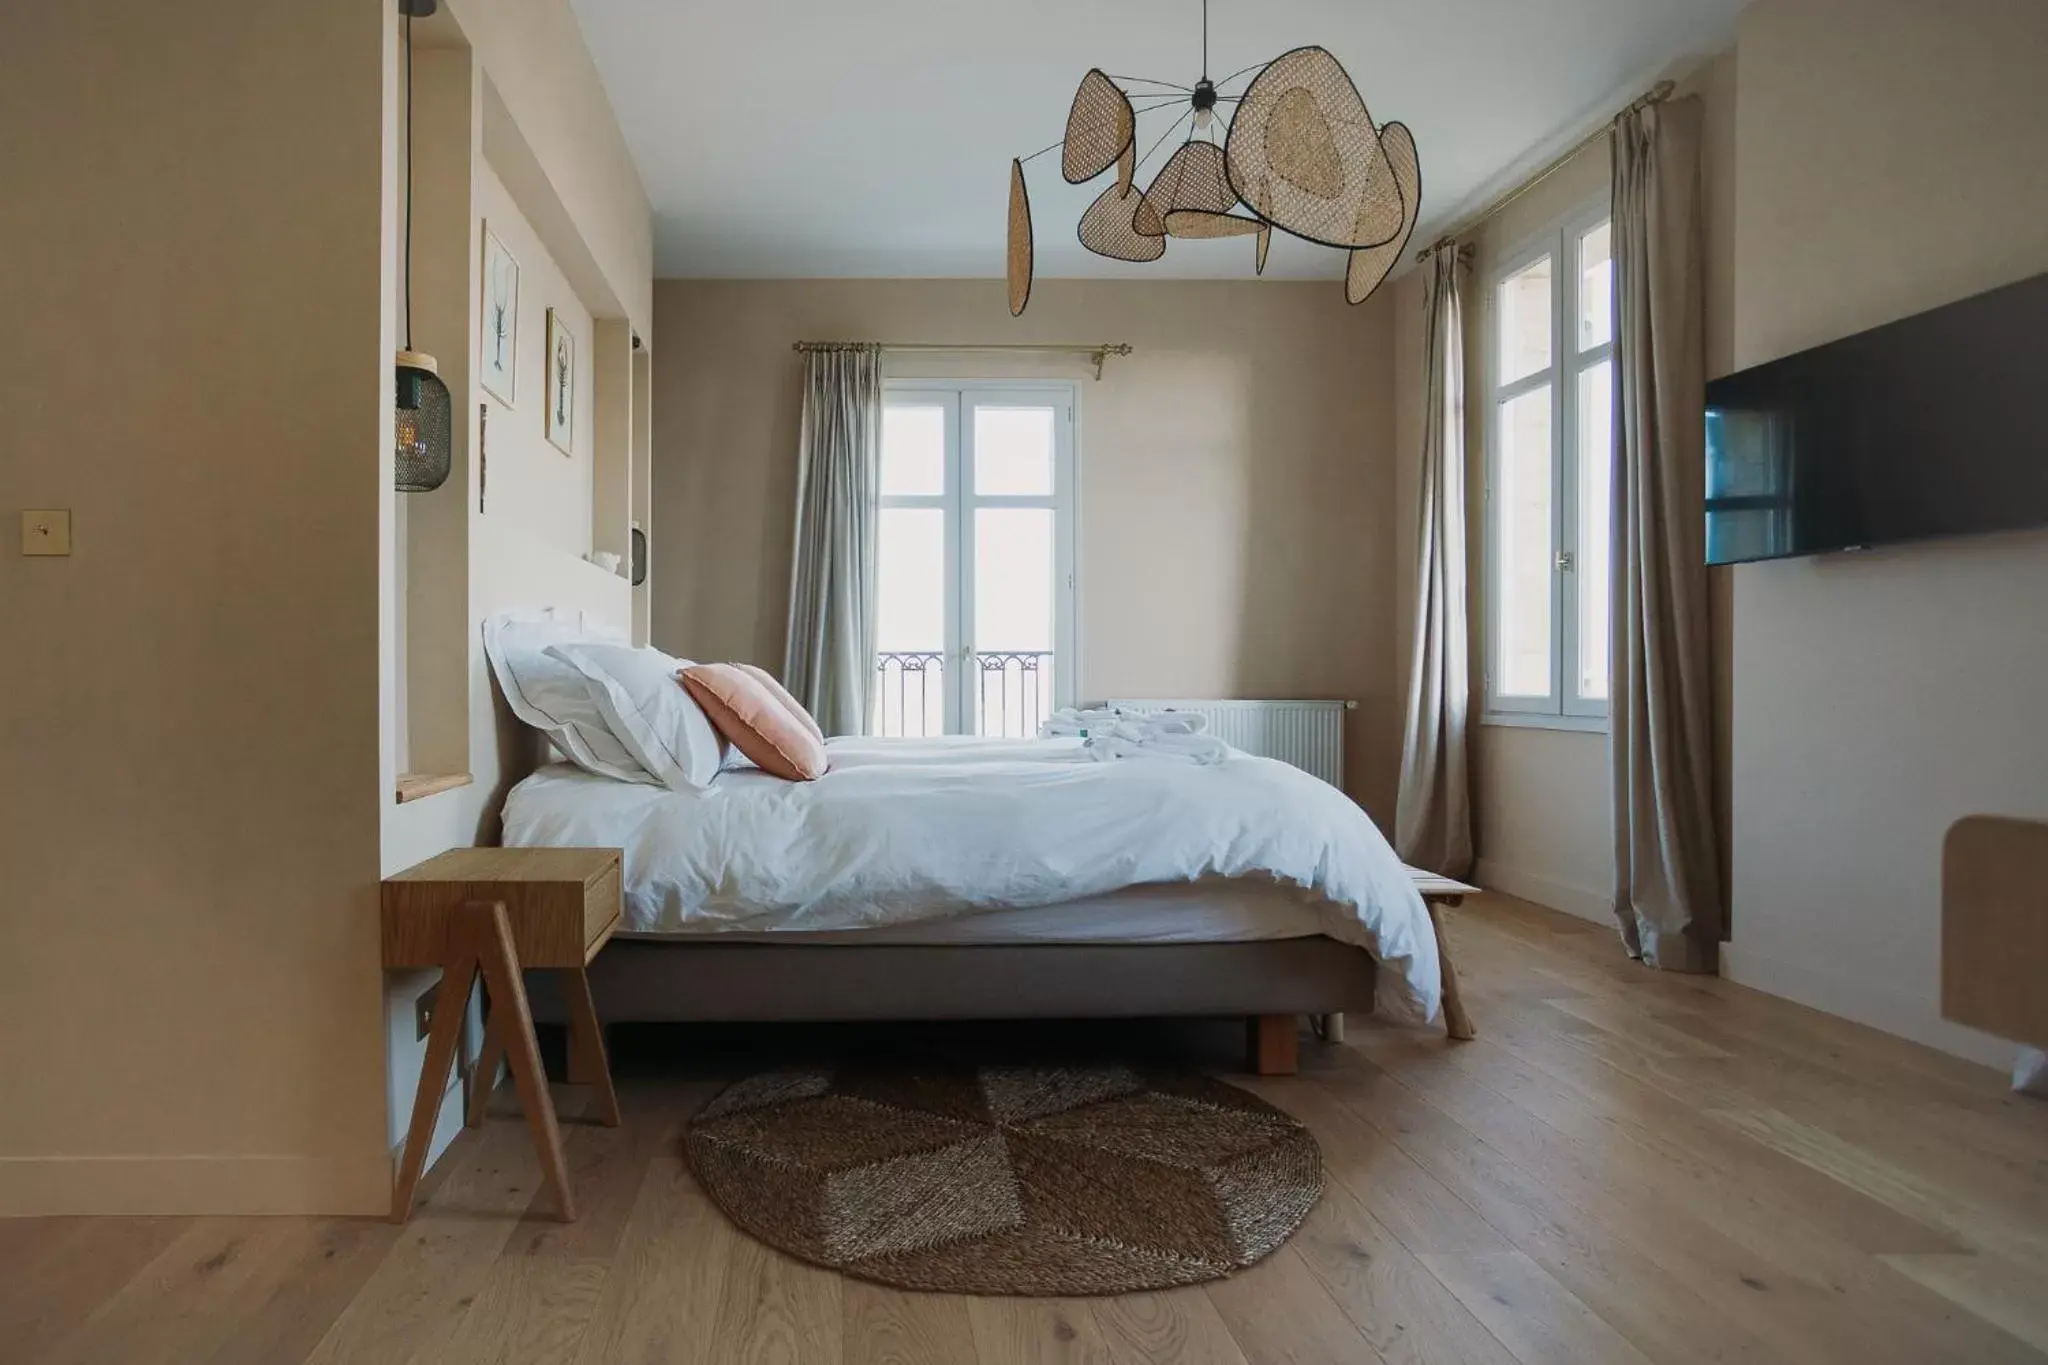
[1414,78,1676,264]
[793,341,1134,380]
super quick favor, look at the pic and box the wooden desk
[382,847,623,1222]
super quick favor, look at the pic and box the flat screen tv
[1703,271,2048,565]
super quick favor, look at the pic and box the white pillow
[545,640,726,791]
[482,613,651,783]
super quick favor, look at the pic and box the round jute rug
[683,1061,1323,1295]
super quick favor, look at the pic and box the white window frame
[878,379,1080,734]
[1482,199,1613,731]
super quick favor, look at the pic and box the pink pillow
[738,663,826,744]
[679,663,829,781]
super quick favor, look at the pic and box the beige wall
[446,0,652,339]
[652,279,1405,817]
[475,162,599,561]
[1723,0,2048,1065]
[0,0,646,1215]
[0,6,393,1213]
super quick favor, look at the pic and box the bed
[504,734,1460,1072]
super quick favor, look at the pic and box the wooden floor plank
[1712,1106,2048,1275]
[572,1156,739,1365]
[1089,1286,1249,1365]
[201,1218,404,1365]
[1359,1021,2048,1364]
[0,1217,188,1362]
[302,1117,548,1365]
[1240,1073,1508,1256]
[1404,994,1969,1258]
[9,891,2048,1365]
[844,1281,982,1365]
[1419,1250,1656,1365]
[1288,1177,1521,1365]
[1880,1253,2048,1356]
[705,1227,843,1365]
[966,1296,1121,1365]
[1315,1062,1812,1365]
[38,1218,331,1365]
[1203,1244,1390,1364]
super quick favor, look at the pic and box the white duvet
[502,735,1441,1025]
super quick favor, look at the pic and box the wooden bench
[1252,866,1479,1072]
[1411,866,1479,1043]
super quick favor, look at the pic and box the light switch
[21,509,71,556]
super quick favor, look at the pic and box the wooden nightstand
[382,847,623,1222]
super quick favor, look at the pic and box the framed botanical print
[479,225,519,406]
[545,308,575,455]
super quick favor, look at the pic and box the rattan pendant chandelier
[1006,0,1420,316]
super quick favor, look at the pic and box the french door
[874,382,1077,738]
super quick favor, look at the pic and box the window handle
[1556,550,1576,572]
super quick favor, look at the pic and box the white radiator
[1105,698,1353,790]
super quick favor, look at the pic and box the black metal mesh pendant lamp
[394,349,451,492]
[395,0,452,492]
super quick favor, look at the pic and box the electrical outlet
[415,985,437,1041]
[20,509,70,556]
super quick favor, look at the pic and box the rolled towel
[1137,710,1208,736]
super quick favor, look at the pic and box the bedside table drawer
[384,847,623,971]
[583,860,622,958]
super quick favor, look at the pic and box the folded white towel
[1083,731,1230,765]
[1040,706,1126,738]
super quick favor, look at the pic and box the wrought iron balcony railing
[873,650,1054,739]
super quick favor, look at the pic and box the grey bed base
[526,935,1378,1024]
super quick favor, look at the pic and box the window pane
[1498,256,1553,384]
[881,405,945,496]
[874,507,946,737]
[973,508,1053,652]
[1579,220,1613,351]
[876,508,943,651]
[974,405,1055,496]
[973,507,1055,738]
[1496,386,1554,698]
[1577,361,1613,701]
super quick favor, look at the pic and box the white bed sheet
[616,879,1329,946]
[502,736,1440,1023]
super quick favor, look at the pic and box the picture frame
[545,308,576,455]
[479,225,519,407]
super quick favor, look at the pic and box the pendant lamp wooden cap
[396,349,440,376]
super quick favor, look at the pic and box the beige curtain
[1394,247,1474,878]
[785,345,882,736]
[1609,96,1723,971]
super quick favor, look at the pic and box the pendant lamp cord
[1201,0,1209,82]
[403,13,414,351]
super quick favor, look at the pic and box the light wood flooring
[8,892,2048,1364]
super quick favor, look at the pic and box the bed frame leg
[1247,1014,1299,1076]
[1319,1012,1347,1044]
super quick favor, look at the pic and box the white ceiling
[568,0,1743,281]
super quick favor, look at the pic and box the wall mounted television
[1703,271,2048,565]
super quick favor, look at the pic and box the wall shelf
[395,772,474,805]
